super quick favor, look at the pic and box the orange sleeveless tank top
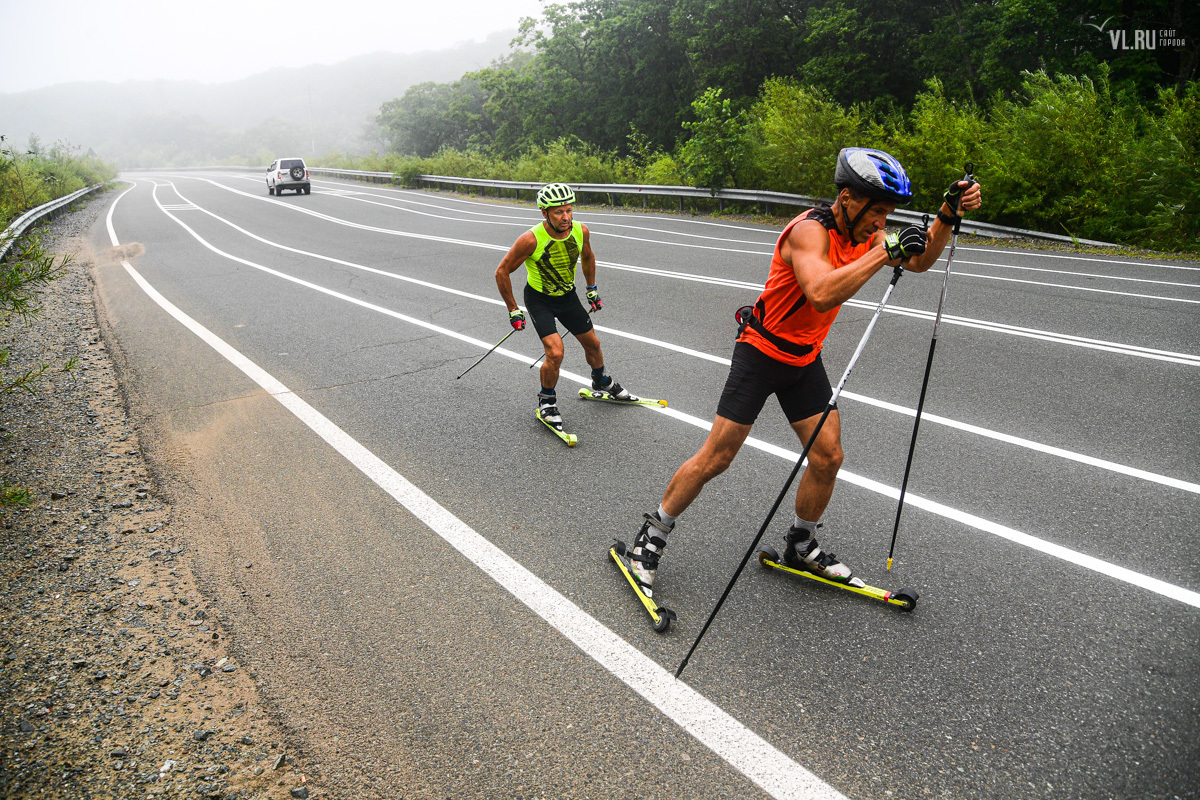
[738,206,872,366]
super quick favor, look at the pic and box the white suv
[267,157,311,196]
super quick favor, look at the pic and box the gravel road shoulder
[0,193,322,800]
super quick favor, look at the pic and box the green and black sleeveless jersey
[524,221,583,296]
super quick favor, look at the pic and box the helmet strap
[839,196,875,243]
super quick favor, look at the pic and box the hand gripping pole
[676,265,906,679]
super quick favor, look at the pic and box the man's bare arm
[495,231,537,311]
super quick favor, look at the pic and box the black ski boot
[783,525,865,588]
[592,375,634,401]
[629,513,671,597]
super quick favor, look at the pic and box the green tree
[800,0,936,109]
[746,79,872,197]
[512,0,695,153]
[679,87,749,189]
[377,77,490,157]
[887,78,988,211]
[1134,82,1200,248]
[983,69,1146,240]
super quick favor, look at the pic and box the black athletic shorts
[524,284,594,339]
[716,341,833,425]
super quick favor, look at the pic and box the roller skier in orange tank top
[623,148,982,598]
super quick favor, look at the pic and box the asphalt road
[91,171,1199,800]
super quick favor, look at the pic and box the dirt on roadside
[0,195,323,800]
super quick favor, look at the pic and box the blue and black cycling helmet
[536,182,576,209]
[835,148,913,205]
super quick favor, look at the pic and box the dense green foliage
[1,135,116,229]
[366,0,1198,249]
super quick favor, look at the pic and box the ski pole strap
[936,209,958,227]
[734,301,814,359]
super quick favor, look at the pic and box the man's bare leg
[783,409,858,583]
[661,415,754,517]
[628,416,752,593]
[790,409,844,522]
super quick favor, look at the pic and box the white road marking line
[954,259,1200,289]
[180,172,1200,275]
[952,270,1200,305]
[839,300,1200,366]
[306,179,1200,285]
[129,181,1200,611]
[959,245,1200,272]
[184,175,1200,365]
[108,182,848,800]
[163,172,1200,293]
[158,180,1200,493]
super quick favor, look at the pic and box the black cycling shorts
[524,284,594,339]
[716,341,833,425]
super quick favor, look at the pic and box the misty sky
[0,0,545,94]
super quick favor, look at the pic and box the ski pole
[676,265,907,680]
[886,163,975,570]
[456,328,518,380]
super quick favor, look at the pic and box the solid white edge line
[109,184,846,800]
[155,171,1200,273]
[132,180,1200,610]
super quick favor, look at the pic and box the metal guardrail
[0,184,106,263]
[313,168,1118,247]
[310,167,397,184]
[415,174,1121,247]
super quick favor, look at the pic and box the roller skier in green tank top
[495,183,650,443]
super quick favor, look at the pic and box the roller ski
[758,527,917,611]
[577,379,667,407]
[609,513,676,632]
[536,394,577,447]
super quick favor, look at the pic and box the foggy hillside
[0,32,518,168]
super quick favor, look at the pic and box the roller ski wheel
[536,408,577,447]
[609,539,676,633]
[758,545,918,612]
[577,387,667,407]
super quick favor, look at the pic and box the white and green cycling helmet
[536,182,576,209]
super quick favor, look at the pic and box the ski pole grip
[954,163,976,235]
